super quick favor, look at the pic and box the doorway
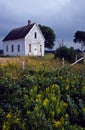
[34,48,37,56]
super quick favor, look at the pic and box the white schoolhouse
[3,20,45,56]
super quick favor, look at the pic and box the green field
[0,54,85,130]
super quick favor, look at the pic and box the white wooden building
[3,20,45,56]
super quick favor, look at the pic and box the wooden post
[75,55,77,62]
[22,61,25,70]
[71,57,84,66]
[62,58,64,65]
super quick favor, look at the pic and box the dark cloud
[0,0,85,49]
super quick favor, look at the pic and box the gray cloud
[0,0,85,48]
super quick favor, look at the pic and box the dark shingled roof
[3,23,35,41]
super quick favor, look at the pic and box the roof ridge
[11,23,35,31]
[3,23,35,41]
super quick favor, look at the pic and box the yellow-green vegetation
[0,54,63,73]
[0,54,85,130]
[0,54,84,71]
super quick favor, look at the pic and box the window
[40,45,42,52]
[11,45,14,52]
[18,45,20,52]
[34,32,37,39]
[29,44,31,52]
[6,45,8,51]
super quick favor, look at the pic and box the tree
[39,25,56,49]
[73,31,85,51]
[54,46,77,62]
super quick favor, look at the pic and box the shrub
[54,46,82,62]
[0,63,85,129]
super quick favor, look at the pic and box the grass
[72,63,85,71]
[0,54,85,130]
[0,53,84,71]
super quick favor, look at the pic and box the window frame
[40,45,42,52]
[34,32,37,39]
[29,44,31,53]
[11,45,14,52]
[6,45,8,52]
[18,45,20,52]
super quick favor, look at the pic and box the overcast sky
[0,0,85,49]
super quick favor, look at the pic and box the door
[34,48,37,56]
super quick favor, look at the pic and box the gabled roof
[3,23,35,41]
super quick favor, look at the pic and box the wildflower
[60,116,64,124]
[51,84,55,89]
[24,94,28,99]
[36,94,41,99]
[66,78,69,83]
[6,113,11,119]
[65,86,69,90]
[27,110,31,116]
[83,108,85,112]
[46,87,49,92]
[54,120,61,128]
[58,90,60,94]
[2,122,7,130]
[36,112,40,117]
[14,118,20,124]
[34,106,39,112]
[59,76,63,79]
[43,98,49,107]
[63,102,68,107]
[51,111,55,118]
[34,86,37,92]
[2,121,10,130]
[51,94,56,102]
[82,86,85,96]
[36,94,42,103]
[65,114,69,119]
[56,108,61,114]
[82,107,85,115]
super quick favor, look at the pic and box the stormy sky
[0,0,85,49]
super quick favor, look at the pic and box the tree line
[40,24,85,51]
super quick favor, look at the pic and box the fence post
[22,61,25,70]
[62,58,64,65]
[75,55,77,62]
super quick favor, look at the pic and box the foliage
[54,46,82,62]
[74,31,85,50]
[0,62,85,130]
[39,24,56,49]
